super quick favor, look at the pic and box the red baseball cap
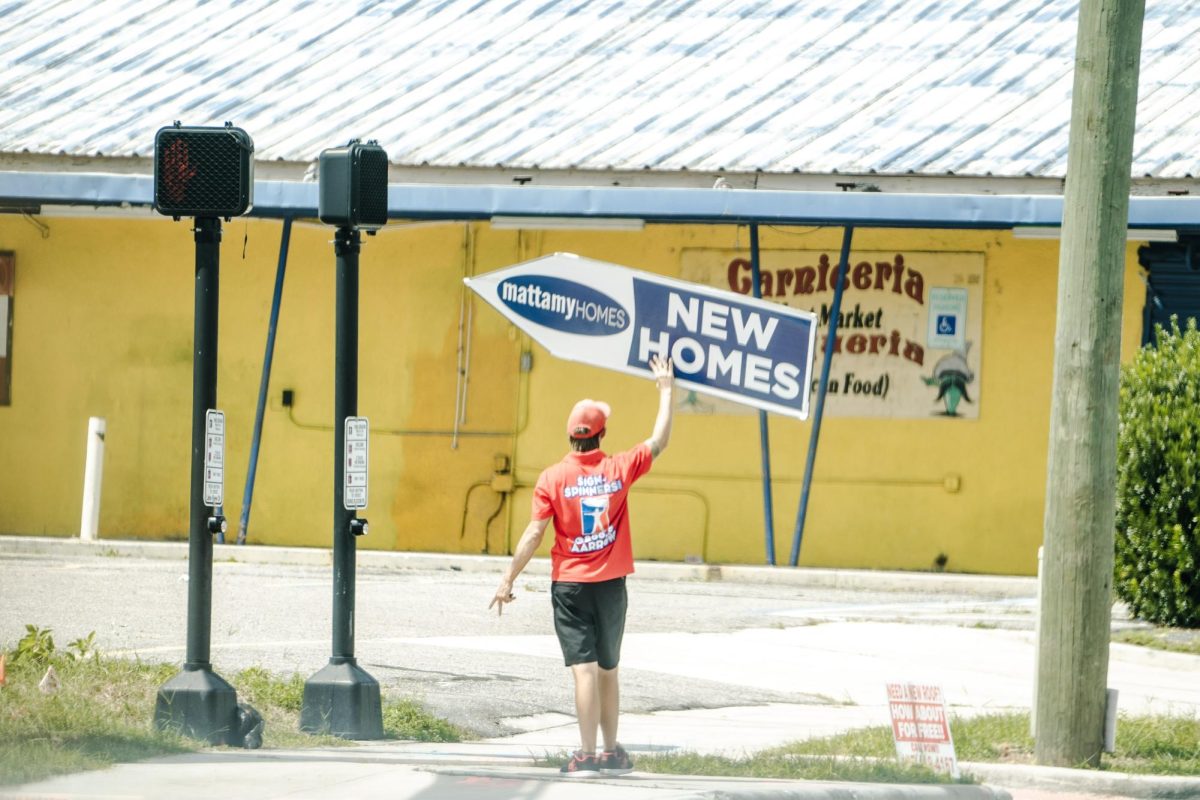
[566,399,611,439]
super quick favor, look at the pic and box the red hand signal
[162,138,197,205]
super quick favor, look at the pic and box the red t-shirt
[532,443,653,582]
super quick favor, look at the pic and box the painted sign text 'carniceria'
[729,254,926,366]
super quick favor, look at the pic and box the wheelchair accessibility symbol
[936,314,956,336]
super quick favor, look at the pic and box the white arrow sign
[465,253,818,420]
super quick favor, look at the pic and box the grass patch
[0,654,192,786]
[776,721,898,759]
[1,630,466,787]
[551,712,1200,784]
[235,668,467,745]
[782,712,1200,777]
[538,745,962,784]
[637,750,964,784]
[231,667,346,750]
[940,711,1033,763]
[234,666,305,712]
[1113,628,1200,656]
[1101,715,1200,775]
[383,698,468,742]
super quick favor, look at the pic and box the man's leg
[595,577,628,754]
[570,661,601,753]
[598,665,619,751]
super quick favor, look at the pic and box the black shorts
[551,577,628,670]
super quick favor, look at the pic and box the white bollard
[1104,688,1119,753]
[80,417,106,541]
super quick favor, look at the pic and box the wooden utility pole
[1036,0,1144,768]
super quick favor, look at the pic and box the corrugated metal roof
[0,0,1197,179]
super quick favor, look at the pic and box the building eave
[1,170,1197,231]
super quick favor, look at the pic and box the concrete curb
[0,535,1036,596]
[960,760,1200,799]
[421,765,1014,799]
[181,744,1200,798]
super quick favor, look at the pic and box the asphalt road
[0,551,1032,736]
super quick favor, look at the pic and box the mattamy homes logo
[498,275,630,336]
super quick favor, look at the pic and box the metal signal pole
[154,216,238,744]
[300,226,382,739]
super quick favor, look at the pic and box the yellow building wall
[0,214,1147,576]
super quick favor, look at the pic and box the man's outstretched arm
[489,517,550,616]
[645,355,674,459]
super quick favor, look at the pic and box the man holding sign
[490,355,675,777]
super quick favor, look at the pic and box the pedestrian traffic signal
[154,123,254,219]
[318,140,388,231]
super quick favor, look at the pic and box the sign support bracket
[748,224,777,565]
[791,225,855,566]
[235,216,293,544]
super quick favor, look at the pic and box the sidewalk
[0,533,1037,594]
[3,535,1198,800]
[6,738,1200,800]
[0,740,1020,800]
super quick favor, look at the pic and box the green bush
[1115,318,1200,627]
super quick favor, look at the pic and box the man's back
[534,444,652,582]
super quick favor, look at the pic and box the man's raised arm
[645,355,674,459]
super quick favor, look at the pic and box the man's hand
[646,355,675,458]
[491,519,548,616]
[489,577,516,616]
[650,355,673,390]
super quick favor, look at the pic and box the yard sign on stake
[886,682,959,778]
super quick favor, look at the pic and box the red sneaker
[599,744,634,774]
[560,750,600,777]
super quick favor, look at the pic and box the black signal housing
[153,123,254,219]
[318,140,389,231]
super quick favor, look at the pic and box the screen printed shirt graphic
[532,443,653,582]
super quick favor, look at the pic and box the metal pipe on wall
[459,297,474,427]
[452,279,467,448]
[452,223,479,450]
